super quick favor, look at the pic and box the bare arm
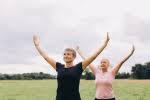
[112,45,135,76]
[76,46,97,75]
[33,35,56,69]
[81,32,110,70]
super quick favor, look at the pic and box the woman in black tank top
[33,33,110,100]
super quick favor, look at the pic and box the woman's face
[100,59,109,70]
[63,50,75,63]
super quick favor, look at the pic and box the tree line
[131,62,150,79]
[83,61,150,80]
[0,61,150,80]
[0,72,56,80]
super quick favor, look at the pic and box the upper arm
[35,46,57,70]
[89,64,97,75]
[44,57,57,70]
[82,56,95,70]
[82,40,109,70]
[112,45,135,76]
[112,63,122,76]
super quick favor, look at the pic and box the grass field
[0,80,150,100]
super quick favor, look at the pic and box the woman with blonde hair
[76,41,135,100]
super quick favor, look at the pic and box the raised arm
[112,45,135,76]
[81,32,110,70]
[76,46,97,75]
[33,35,56,70]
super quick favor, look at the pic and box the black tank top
[56,62,83,100]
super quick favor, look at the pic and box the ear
[73,57,75,60]
[72,55,76,60]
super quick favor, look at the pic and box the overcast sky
[0,0,150,74]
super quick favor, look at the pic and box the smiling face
[100,58,110,70]
[63,48,76,63]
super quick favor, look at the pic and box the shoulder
[56,62,63,66]
[56,62,64,71]
[75,62,83,73]
[108,68,116,78]
[94,67,101,77]
[75,62,82,67]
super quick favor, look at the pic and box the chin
[65,60,73,63]
[101,67,107,70]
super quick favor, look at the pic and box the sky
[0,0,150,75]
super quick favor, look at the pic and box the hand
[104,32,110,43]
[130,45,135,54]
[75,46,80,51]
[33,35,40,46]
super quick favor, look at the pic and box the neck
[101,68,108,73]
[65,62,73,68]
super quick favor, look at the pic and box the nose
[64,54,69,59]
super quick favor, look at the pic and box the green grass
[0,80,150,100]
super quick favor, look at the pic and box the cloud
[0,0,149,73]
[0,64,56,75]
[124,14,150,43]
